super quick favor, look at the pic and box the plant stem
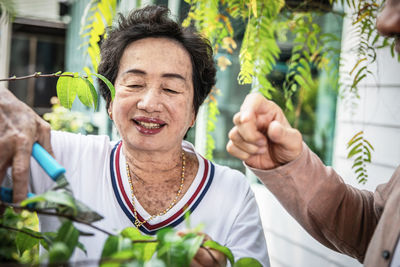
[0,202,113,236]
[0,72,87,82]
[0,223,44,239]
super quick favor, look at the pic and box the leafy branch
[346,131,374,184]
[1,71,115,111]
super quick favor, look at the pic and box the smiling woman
[0,5,270,267]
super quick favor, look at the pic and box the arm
[0,87,52,203]
[227,92,378,262]
[250,143,378,262]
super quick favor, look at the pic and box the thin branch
[0,72,88,82]
[0,202,113,236]
[0,224,44,239]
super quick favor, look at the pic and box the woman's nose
[137,88,162,112]
[376,1,400,37]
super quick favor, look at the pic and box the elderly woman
[1,5,269,266]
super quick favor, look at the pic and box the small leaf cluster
[347,131,374,184]
[56,71,115,111]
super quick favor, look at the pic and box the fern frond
[347,131,374,184]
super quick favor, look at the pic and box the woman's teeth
[137,121,161,129]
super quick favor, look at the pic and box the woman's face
[110,37,195,153]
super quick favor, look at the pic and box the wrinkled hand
[178,231,227,267]
[0,87,52,203]
[226,92,302,170]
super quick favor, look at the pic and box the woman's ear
[108,102,113,120]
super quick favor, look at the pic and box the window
[8,18,66,115]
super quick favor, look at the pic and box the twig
[0,202,113,236]
[0,224,44,239]
[0,72,88,82]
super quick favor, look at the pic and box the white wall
[14,0,60,21]
[332,3,400,192]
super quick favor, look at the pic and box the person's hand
[177,231,227,267]
[227,92,302,170]
[0,86,52,203]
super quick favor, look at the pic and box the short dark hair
[98,5,216,116]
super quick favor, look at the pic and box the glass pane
[34,40,65,107]
[8,35,30,102]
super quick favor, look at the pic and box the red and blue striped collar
[110,141,214,235]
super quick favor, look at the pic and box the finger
[190,258,203,267]
[226,140,251,161]
[228,127,266,155]
[0,166,7,187]
[36,119,54,157]
[268,120,301,148]
[11,138,33,203]
[193,247,215,266]
[233,115,267,145]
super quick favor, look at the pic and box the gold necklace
[126,151,186,229]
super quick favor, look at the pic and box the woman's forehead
[118,37,193,79]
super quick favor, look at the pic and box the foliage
[205,88,221,160]
[184,0,398,182]
[347,131,374,184]
[80,0,117,73]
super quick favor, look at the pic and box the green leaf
[182,233,204,262]
[77,241,87,255]
[93,73,115,100]
[55,221,79,257]
[347,142,362,159]
[203,240,234,266]
[48,241,70,264]
[15,228,40,255]
[121,227,157,261]
[76,77,95,108]
[56,72,77,109]
[101,235,132,258]
[234,257,262,267]
[84,78,98,110]
[21,190,77,216]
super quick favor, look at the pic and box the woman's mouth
[132,117,166,135]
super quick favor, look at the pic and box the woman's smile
[132,116,166,135]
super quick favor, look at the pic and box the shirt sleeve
[246,142,378,263]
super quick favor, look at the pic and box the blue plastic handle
[32,142,65,181]
[0,187,35,203]
[0,142,64,204]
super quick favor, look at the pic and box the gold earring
[109,111,113,120]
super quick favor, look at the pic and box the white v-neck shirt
[27,131,270,266]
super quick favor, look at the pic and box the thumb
[268,120,302,149]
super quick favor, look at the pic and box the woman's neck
[122,142,183,183]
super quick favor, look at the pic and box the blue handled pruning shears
[0,142,69,203]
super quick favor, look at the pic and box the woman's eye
[128,85,143,88]
[164,88,179,94]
